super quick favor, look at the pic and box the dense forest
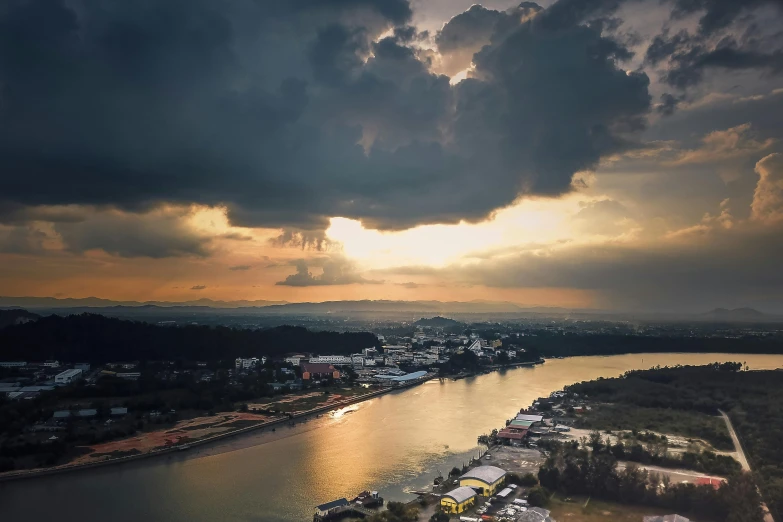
[0,313,380,362]
[567,363,783,520]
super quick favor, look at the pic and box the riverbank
[0,376,434,482]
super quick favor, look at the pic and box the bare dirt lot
[71,411,274,464]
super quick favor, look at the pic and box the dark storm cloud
[656,93,683,116]
[276,257,381,286]
[0,0,653,234]
[228,265,252,271]
[54,210,212,258]
[645,1,783,88]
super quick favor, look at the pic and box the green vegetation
[367,501,418,522]
[538,439,763,521]
[576,404,733,450]
[527,485,551,507]
[567,363,783,520]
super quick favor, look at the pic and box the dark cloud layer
[0,0,651,232]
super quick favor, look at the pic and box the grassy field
[548,496,708,522]
[576,404,733,450]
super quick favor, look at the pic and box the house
[308,355,351,365]
[518,507,555,522]
[0,362,26,368]
[54,368,83,384]
[284,355,306,365]
[440,486,477,513]
[497,427,528,442]
[315,498,348,517]
[110,407,128,416]
[643,516,690,522]
[301,363,340,380]
[459,465,507,496]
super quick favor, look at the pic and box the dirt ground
[549,496,706,522]
[70,411,274,464]
[487,445,546,475]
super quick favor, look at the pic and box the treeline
[538,439,763,522]
[582,431,741,478]
[0,313,380,363]
[524,333,783,356]
[567,363,783,520]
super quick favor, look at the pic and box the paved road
[719,409,774,522]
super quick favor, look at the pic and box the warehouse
[459,465,507,496]
[54,368,83,385]
[440,486,477,513]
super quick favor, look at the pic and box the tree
[449,466,462,477]
[429,513,449,522]
[527,486,551,508]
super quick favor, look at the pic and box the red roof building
[301,362,340,380]
[497,427,528,441]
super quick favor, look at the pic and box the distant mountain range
[1,296,782,322]
[701,308,772,321]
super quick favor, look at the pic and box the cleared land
[548,496,707,522]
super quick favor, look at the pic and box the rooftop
[518,507,553,522]
[443,486,477,504]
[316,498,348,511]
[459,465,507,485]
[301,363,335,374]
[515,413,544,422]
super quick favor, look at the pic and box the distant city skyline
[1,0,783,312]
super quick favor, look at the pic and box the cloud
[752,153,783,223]
[54,207,212,258]
[0,0,652,233]
[228,265,251,271]
[220,232,253,241]
[190,285,207,290]
[665,123,775,165]
[396,281,424,289]
[276,257,382,286]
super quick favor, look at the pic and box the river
[1,353,781,522]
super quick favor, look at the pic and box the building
[54,368,83,384]
[440,486,477,513]
[497,427,528,442]
[284,355,306,365]
[0,361,26,368]
[643,516,690,522]
[516,413,544,423]
[301,363,340,380]
[467,340,483,354]
[43,360,60,368]
[459,466,507,496]
[74,362,90,371]
[315,498,348,517]
[116,372,141,380]
[110,407,128,416]
[235,357,264,370]
[308,355,351,365]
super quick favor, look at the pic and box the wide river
[1,353,782,522]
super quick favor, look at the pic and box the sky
[1,0,783,313]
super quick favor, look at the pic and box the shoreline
[0,378,429,483]
[0,361,550,483]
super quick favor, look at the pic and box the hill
[0,313,379,363]
[0,308,40,329]
[413,316,463,327]
[702,307,773,322]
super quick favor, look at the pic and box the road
[719,409,774,522]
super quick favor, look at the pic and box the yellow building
[440,486,477,513]
[458,466,507,496]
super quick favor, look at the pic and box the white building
[0,361,26,368]
[284,355,306,365]
[43,360,60,368]
[54,368,83,384]
[308,355,351,365]
[467,340,483,354]
[235,357,265,370]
